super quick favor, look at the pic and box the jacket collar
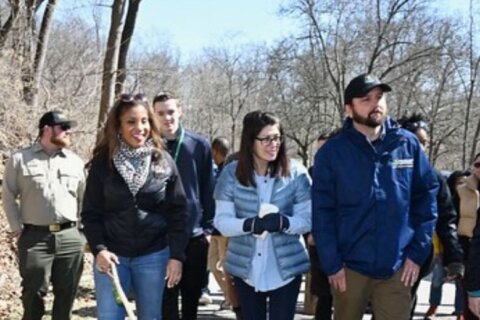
[464,174,479,192]
[32,142,66,157]
[343,116,400,136]
[342,116,402,151]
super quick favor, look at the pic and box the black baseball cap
[38,110,77,129]
[344,74,392,105]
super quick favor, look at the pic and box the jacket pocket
[21,163,46,189]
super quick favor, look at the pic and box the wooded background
[0,0,479,170]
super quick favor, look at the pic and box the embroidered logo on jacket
[391,158,414,169]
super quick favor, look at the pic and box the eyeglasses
[474,162,480,169]
[118,93,148,103]
[255,135,283,146]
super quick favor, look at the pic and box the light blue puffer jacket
[214,160,311,280]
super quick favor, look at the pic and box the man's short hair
[212,137,230,157]
[153,91,177,104]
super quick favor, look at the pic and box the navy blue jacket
[312,117,439,279]
[165,127,215,237]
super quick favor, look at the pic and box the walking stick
[107,264,137,320]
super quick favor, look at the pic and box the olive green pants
[332,267,411,320]
[18,227,85,320]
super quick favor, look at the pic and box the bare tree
[281,0,442,120]
[464,0,480,165]
[0,0,21,49]
[114,0,141,95]
[266,40,335,166]
[27,0,58,107]
[97,0,127,129]
[196,46,262,150]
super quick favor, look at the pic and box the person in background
[398,113,465,320]
[2,110,85,320]
[447,171,470,218]
[212,137,230,179]
[154,91,215,320]
[307,133,329,177]
[214,110,311,320]
[81,94,189,319]
[208,137,243,319]
[312,74,438,320]
[307,132,337,320]
[458,153,480,320]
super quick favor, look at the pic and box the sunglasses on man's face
[57,124,71,131]
[474,162,480,169]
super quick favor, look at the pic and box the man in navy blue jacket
[312,74,439,320]
[154,91,215,320]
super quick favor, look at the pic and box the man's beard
[351,108,385,128]
[50,134,70,148]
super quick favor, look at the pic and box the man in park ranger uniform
[2,110,86,320]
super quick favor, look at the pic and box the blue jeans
[233,276,302,320]
[428,256,463,313]
[94,248,169,320]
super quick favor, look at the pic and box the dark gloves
[243,215,290,234]
[262,214,290,232]
[243,217,264,235]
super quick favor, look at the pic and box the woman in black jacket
[82,94,189,320]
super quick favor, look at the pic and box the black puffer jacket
[82,150,189,261]
[435,170,464,266]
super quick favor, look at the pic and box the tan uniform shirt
[2,142,85,232]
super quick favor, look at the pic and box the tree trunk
[97,0,127,130]
[27,0,58,108]
[114,0,141,96]
[0,1,21,50]
[20,0,38,106]
[462,0,479,167]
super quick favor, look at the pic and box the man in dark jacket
[312,74,439,320]
[154,91,215,320]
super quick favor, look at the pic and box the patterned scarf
[113,138,153,196]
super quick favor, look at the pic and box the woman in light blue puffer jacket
[214,110,312,320]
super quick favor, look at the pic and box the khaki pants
[333,267,411,320]
[207,235,240,308]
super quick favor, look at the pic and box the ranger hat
[38,110,77,129]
